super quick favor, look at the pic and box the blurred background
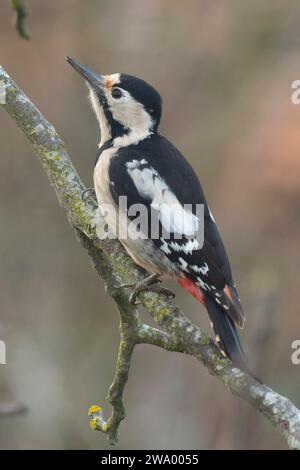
[0,0,300,450]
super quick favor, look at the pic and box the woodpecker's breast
[94,147,116,206]
[94,146,119,236]
[93,146,179,277]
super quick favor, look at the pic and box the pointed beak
[66,56,105,90]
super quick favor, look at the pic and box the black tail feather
[204,295,255,378]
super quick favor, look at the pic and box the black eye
[111,88,123,99]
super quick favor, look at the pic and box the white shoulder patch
[126,160,140,170]
[127,161,199,237]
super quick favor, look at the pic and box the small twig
[87,296,139,444]
[89,336,135,445]
[10,0,31,40]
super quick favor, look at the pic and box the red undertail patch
[177,277,205,304]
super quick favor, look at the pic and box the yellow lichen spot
[89,417,98,430]
[158,307,169,317]
[88,404,102,416]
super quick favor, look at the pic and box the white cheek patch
[126,161,199,237]
[105,90,154,147]
[112,99,148,129]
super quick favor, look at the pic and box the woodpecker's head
[67,57,162,146]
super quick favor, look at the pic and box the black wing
[107,134,244,327]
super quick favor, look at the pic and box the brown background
[1,0,300,449]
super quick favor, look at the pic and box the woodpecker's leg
[129,273,175,304]
[82,188,97,204]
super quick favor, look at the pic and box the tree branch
[1,65,300,449]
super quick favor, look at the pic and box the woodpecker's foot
[82,188,97,204]
[129,273,175,304]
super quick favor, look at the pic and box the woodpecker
[67,57,251,374]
